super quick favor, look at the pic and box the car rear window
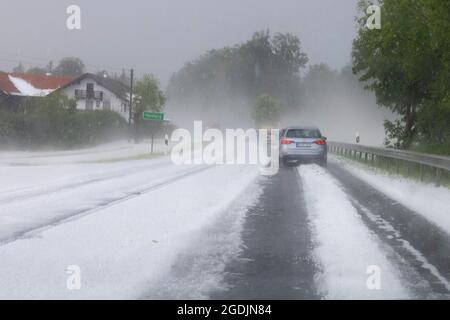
[286,129,321,138]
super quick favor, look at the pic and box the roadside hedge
[0,95,127,149]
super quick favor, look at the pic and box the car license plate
[296,143,310,148]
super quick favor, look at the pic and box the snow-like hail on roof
[8,76,53,97]
[0,72,76,97]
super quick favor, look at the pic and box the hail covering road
[0,141,449,299]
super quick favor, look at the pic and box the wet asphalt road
[211,162,450,299]
[211,166,319,299]
[327,162,450,298]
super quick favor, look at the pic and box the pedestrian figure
[164,134,169,155]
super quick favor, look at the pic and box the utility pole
[128,69,134,142]
[128,69,134,127]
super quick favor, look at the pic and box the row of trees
[167,30,308,126]
[353,0,450,153]
[12,58,131,86]
[166,30,384,137]
[13,57,85,76]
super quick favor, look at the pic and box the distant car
[279,126,328,166]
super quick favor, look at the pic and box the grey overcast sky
[0,0,358,85]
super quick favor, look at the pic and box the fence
[328,142,450,186]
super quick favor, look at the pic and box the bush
[252,94,280,128]
[0,95,127,149]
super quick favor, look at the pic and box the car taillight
[314,139,327,145]
[280,139,294,145]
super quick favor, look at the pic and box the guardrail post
[420,164,424,182]
[396,159,400,174]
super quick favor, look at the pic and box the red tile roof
[0,72,76,96]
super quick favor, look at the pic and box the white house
[0,72,131,120]
[60,73,130,120]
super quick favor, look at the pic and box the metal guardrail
[328,141,450,186]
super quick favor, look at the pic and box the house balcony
[75,90,103,100]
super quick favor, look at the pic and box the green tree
[134,74,166,117]
[54,57,85,76]
[272,33,309,76]
[252,94,280,128]
[415,0,450,154]
[133,74,166,142]
[353,0,450,150]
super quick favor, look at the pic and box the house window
[74,89,86,99]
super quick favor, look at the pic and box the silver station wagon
[279,126,328,166]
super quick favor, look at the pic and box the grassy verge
[331,150,450,189]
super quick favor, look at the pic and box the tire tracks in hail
[0,165,212,247]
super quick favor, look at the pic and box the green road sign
[143,112,164,121]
